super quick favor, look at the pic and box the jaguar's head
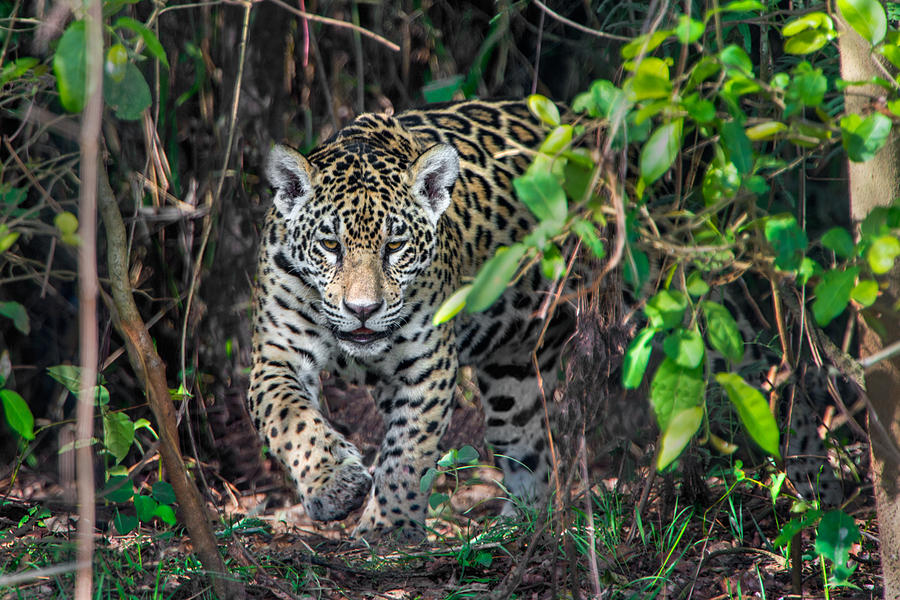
[266,137,459,357]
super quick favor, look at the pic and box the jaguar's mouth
[335,327,391,345]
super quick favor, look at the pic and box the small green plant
[102,476,178,535]
[420,444,483,512]
[0,350,34,443]
[775,507,861,591]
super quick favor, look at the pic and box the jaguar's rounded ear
[266,145,317,219]
[408,144,459,225]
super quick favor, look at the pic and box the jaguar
[248,99,850,541]
[248,100,570,540]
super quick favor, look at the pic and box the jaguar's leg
[352,341,458,541]
[477,359,555,508]
[249,247,371,522]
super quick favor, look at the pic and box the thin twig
[860,338,900,369]
[264,0,400,52]
[532,0,630,42]
[74,0,103,597]
[0,562,91,588]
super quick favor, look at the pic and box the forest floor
[0,383,883,599]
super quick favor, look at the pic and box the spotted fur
[249,100,567,540]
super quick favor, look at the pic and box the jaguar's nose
[344,300,383,322]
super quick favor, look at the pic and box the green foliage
[420,445,483,513]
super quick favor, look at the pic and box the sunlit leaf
[701,301,744,362]
[715,373,780,458]
[813,267,860,326]
[622,326,657,389]
[466,245,527,313]
[657,406,703,470]
[0,389,34,440]
[838,0,887,45]
[640,119,682,183]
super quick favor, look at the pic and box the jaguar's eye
[386,240,406,253]
[320,239,340,252]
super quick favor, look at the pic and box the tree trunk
[839,17,900,600]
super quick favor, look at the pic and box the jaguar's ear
[408,144,459,225]
[266,145,317,219]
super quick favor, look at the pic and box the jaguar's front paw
[352,496,426,542]
[302,456,372,522]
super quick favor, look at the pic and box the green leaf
[650,358,704,433]
[813,266,859,326]
[429,493,450,509]
[540,244,564,280]
[621,30,671,59]
[841,113,892,162]
[720,120,753,175]
[456,445,480,465]
[571,219,605,258]
[851,280,878,307]
[52,20,87,113]
[675,16,704,44]
[715,373,780,458]
[102,475,134,503]
[719,45,753,75]
[422,76,463,103]
[782,12,835,37]
[466,245,527,313]
[663,329,705,369]
[539,125,574,155]
[0,301,29,335]
[420,467,438,493]
[686,272,710,297]
[113,16,169,67]
[718,0,765,12]
[657,405,703,470]
[1,389,34,440]
[113,510,138,535]
[765,214,808,271]
[527,94,560,126]
[640,119,682,183]
[433,284,473,326]
[152,481,177,505]
[745,121,787,141]
[644,290,688,330]
[866,235,900,274]
[103,411,134,463]
[47,364,81,394]
[104,62,151,121]
[837,0,887,45]
[134,495,158,522]
[815,509,861,572]
[682,94,716,123]
[774,510,823,547]
[0,230,20,254]
[624,246,650,290]
[822,227,855,258]
[513,172,567,225]
[54,211,79,235]
[784,30,831,55]
[628,57,672,101]
[622,326,657,389]
[0,57,40,87]
[104,44,128,83]
[702,159,740,204]
[153,503,176,525]
[466,245,527,314]
[701,301,744,362]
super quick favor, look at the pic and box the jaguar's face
[265,141,459,357]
